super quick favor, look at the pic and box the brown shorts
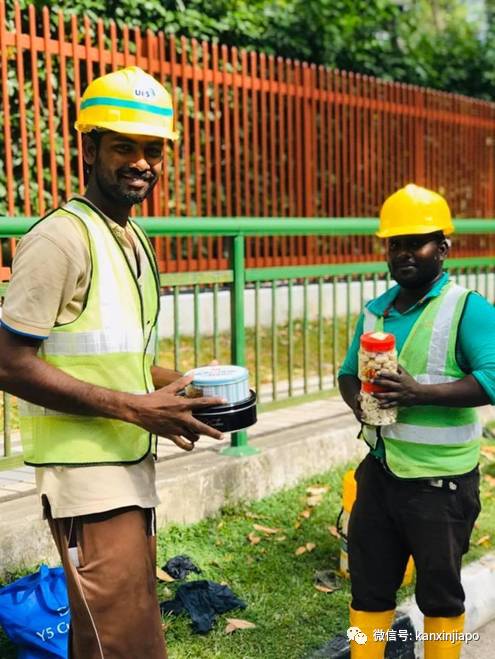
[43,498,167,659]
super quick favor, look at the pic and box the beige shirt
[2,196,159,518]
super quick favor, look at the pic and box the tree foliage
[13,0,495,99]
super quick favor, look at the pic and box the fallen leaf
[306,495,323,507]
[306,485,329,496]
[294,521,302,529]
[314,584,334,593]
[156,567,174,582]
[275,535,287,542]
[217,521,224,529]
[305,542,316,552]
[328,525,340,539]
[295,546,307,556]
[476,534,491,546]
[481,445,495,454]
[247,532,261,545]
[224,618,256,634]
[480,449,495,461]
[253,523,280,535]
[300,510,311,519]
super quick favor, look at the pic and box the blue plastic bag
[0,564,70,658]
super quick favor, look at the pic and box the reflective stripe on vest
[20,199,160,466]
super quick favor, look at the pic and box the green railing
[1,217,494,467]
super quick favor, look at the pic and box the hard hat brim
[376,224,454,238]
[75,119,179,141]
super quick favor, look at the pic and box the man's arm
[338,374,363,423]
[0,328,224,450]
[151,365,182,389]
[372,367,490,408]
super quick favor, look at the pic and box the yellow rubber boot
[349,607,395,658]
[423,614,465,659]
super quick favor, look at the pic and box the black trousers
[348,453,480,617]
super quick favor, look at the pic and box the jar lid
[185,365,249,386]
[360,331,395,352]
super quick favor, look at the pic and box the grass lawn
[2,441,495,659]
[158,316,358,387]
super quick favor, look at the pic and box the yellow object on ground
[339,469,415,585]
[423,614,465,659]
[377,184,454,238]
[349,607,395,658]
[75,66,178,140]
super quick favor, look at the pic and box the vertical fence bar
[288,279,294,397]
[193,283,200,367]
[222,45,232,219]
[318,277,324,389]
[71,14,84,195]
[303,278,309,394]
[42,7,59,208]
[30,4,46,214]
[255,281,261,400]
[232,47,241,217]
[212,283,220,360]
[203,41,213,268]
[251,51,260,267]
[192,40,204,271]
[332,276,338,387]
[269,55,277,263]
[14,3,31,216]
[222,234,258,456]
[58,10,72,200]
[346,275,352,349]
[0,0,15,217]
[173,287,180,371]
[260,53,269,266]
[271,280,277,401]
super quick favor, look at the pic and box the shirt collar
[69,194,128,235]
[366,271,450,317]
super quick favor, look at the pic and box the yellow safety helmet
[75,66,178,140]
[377,183,454,238]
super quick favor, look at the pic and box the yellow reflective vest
[20,198,160,466]
[362,281,481,478]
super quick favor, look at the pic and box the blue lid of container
[186,365,249,386]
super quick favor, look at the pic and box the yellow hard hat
[75,66,178,140]
[377,183,454,238]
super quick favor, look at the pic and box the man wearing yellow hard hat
[338,184,495,658]
[0,67,224,657]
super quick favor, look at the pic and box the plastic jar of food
[358,331,398,426]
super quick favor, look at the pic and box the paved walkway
[463,618,495,657]
[0,395,348,503]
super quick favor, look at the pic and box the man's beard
[94,162,158,206]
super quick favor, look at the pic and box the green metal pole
[221,233,258,457]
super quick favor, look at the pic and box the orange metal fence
[1,0,495,272]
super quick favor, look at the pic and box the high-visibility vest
[361,281,481,478]
[20,198,160,466]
